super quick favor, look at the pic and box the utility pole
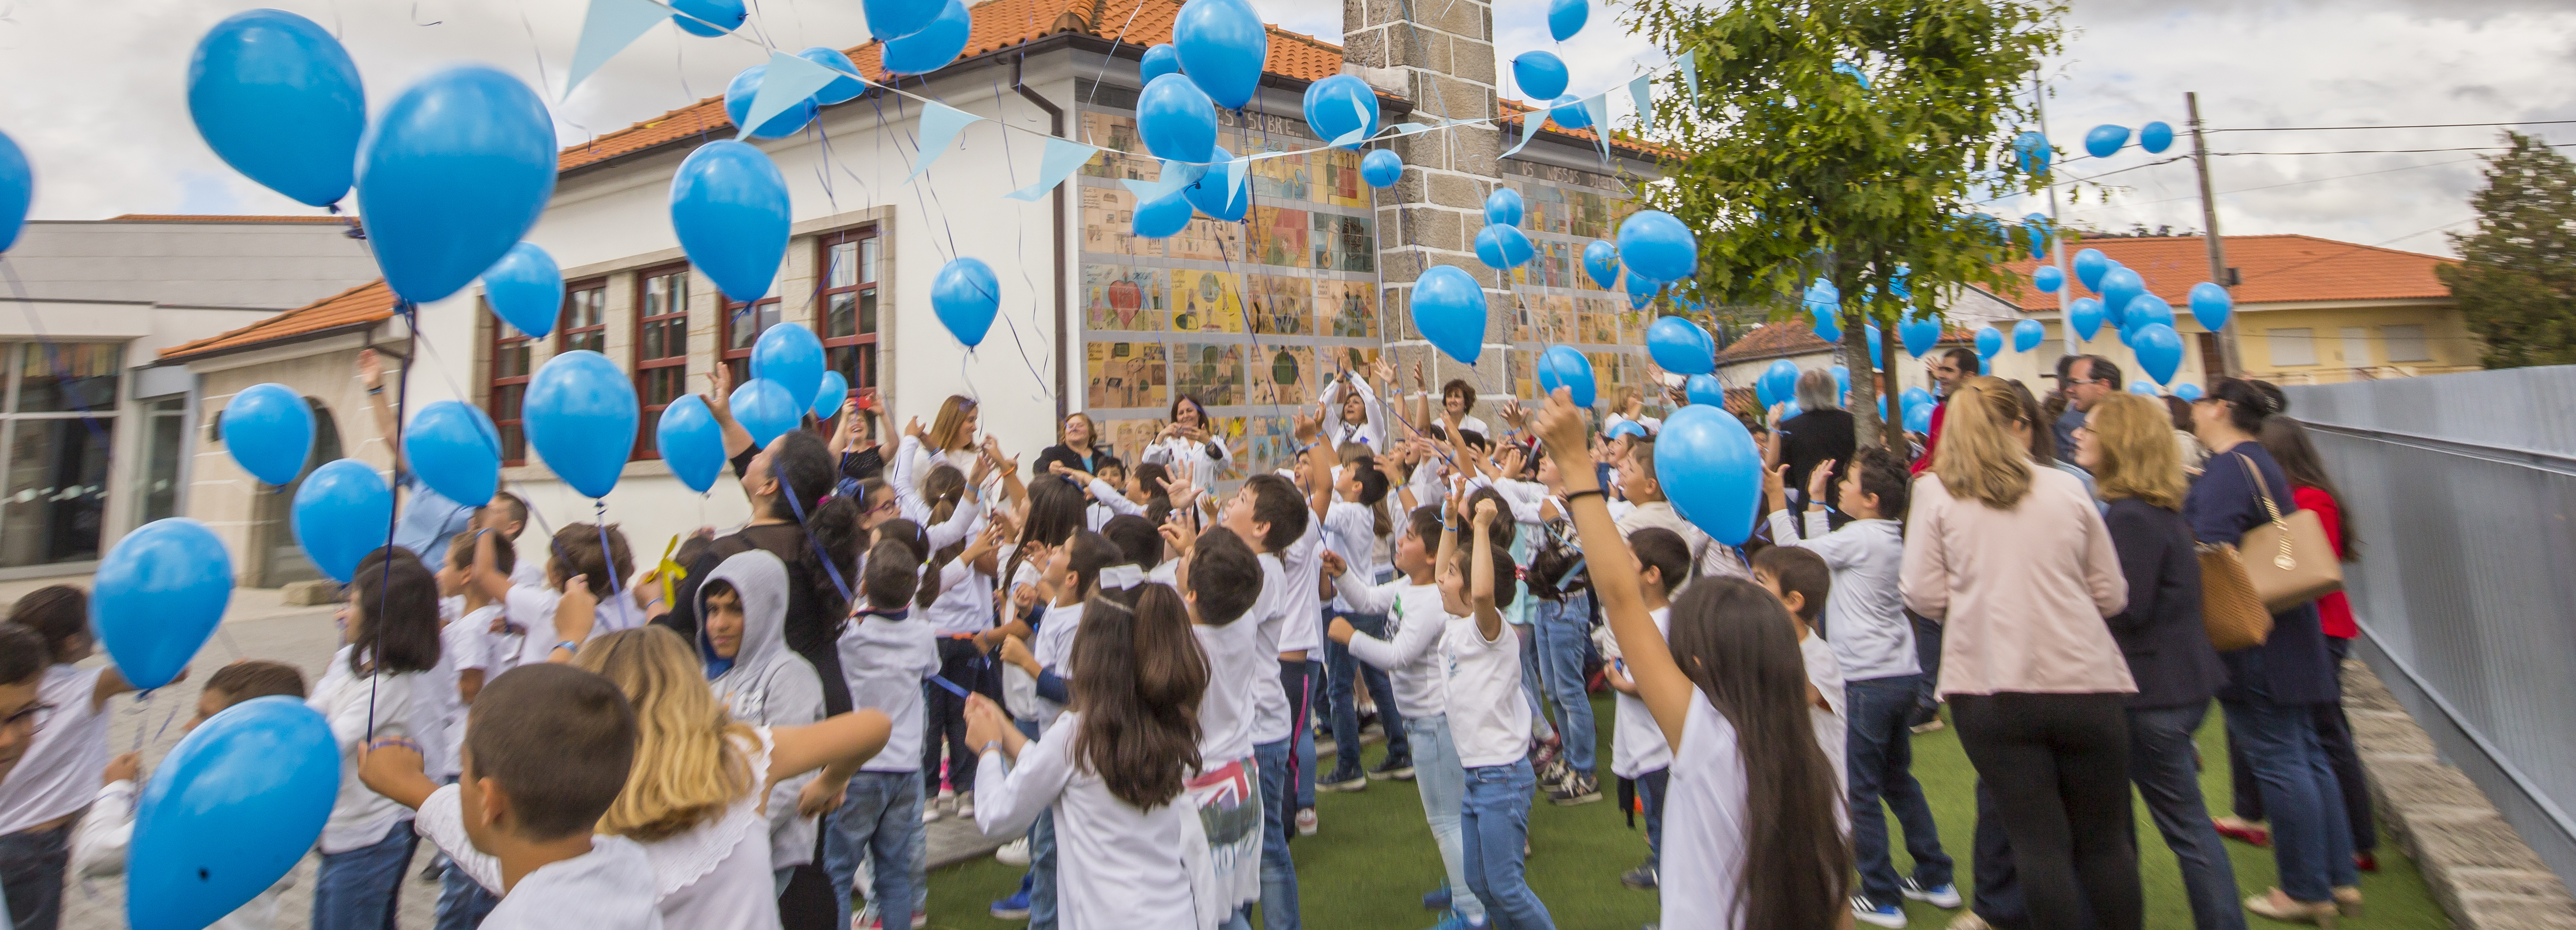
[2037,77,2075,358]
[2188,91,2243,377]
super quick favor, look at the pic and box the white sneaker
[1295,808,1318,836]
[1852,896,1908,929]
[1901,879,1964,909]
[995,837,1031,866]
[955,790,974,819]
[924,788,953,824]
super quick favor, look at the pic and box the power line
[2211,119,2576,133]
[2215,142,2576,156]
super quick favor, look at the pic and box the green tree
[1626,0,2064,446]
[2438,132,2576,369]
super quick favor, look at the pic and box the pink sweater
[1900,465,2136,697]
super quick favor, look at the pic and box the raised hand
[904,416,926,441]
[704,364,734,417]
[356,348,384,390]
[1472,496,1499,529]
[1531,387,1590,467]
[1805,458,1837,505]
[1319,550,1347,579]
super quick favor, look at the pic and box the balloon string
[365,300,421,746]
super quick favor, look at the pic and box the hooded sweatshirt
[699,550,828,872]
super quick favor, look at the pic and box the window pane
[16,343,122,413]
[643,317,686,361]
[565,287,606,332]
[141,400,185,523]
[640,366,687,407]
[858,349,876,388]
[2383,324,2431,362]
[860,239,879,284]
[726,357,752,387]
[729,307,759,350]
[567,330,605,355]
[499,422,526,464]
[859,290,878,334]
[495,342,530,380]
[1,417,115,566]
[2266,328,2317,367]
[829,242,857,289]
[828,292,857,338]
[493,383,525,422]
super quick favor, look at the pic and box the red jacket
[1909,399,1948,475]
[2293,485,2357,639]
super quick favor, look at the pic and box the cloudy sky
[4,0,2568,258]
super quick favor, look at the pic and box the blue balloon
[2128,380,2158,396]
[672,140,791,303]
[1864,323,1883,368]
[291,459,393,583]
[1606,420,1649,441]
[2012,318,2045,353]
[2139,121,2175,154]
[1754,376,1777,410]
[2012,130,2051,175]
[1833,61,1872,89]
[1686,374,1725,407]
[92,519,232,689]
[2034,265,2064,293]
[1830,364,1850,400]
[1536,346,1595,407]
[1474,224,1534,269]
[724,65,818,139]
[1410,265,1487,365]
[1656,405,1762,545]
[482,243,563,339]
[797,47,867,105]
[1360,149,1402,188]
[1547,0,1588,40]
[1624,269,1658,306]
[2173,382,2204,402]
[1184,145,1248,221]
[1628,288,1653,311]
[1616,210,1697,283]
[1812,308,1842,346]
[813,370,851,420]
[673,0,747,35]
[128,696,336,930]
[1140,44,1183,84]
[752,323,827,411]
[2126,293,2175,333]
[933,257,1001,348]
[1903,401,1932,433]
[0,130,24,252]
[356,66,556,305]
[882,0,971,75]
[1549,94,1593,130]
[220,383,314,486]
[2097,266,2145,323]
[1137,74,1218,163]
[1646,315,1715,375]
[1760,359,1800,408]
[1171,0,1266,109]
[2085,124,2130,158]
[2132,323,2185,385]
[1513,52,1570,102]
[2189,281,2233,332]
[186,10,364,208]
[656,395,725,493]
[1302,75,1379,149]
[2069,297,2105,341]
[730,379,801,449]
[1902,386,1933,411]
[1582,240,1620,289]
[524,350,640,499]
[2022,211,2052,260]
[1485,187,1524,227]
[2073,247,2110,292]
[867,0,940,40]
[1901,310,1940,358]
[1133,188,1195,237]
[1973,325,2003,359]
[405,401,501,508]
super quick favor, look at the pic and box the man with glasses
[0,623,50,930]
[2053,355,2121,469]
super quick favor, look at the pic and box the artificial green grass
[922,694,2450,929]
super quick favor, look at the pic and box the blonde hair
[573,627,757,841]
[2087,393,2188,510]
[927,396,979,452]
[1929,376,2034,509]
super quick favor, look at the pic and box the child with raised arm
[1596,528,1689,894]
[1161,523,1269,925]
[0,585,153,930]
[472,523,643,669]
[1442,492,1555,930]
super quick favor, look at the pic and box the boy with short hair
[476,493,545,590]
[1750,546,1850,797]
[1596,528,1690,893]
[433,533,517,927]
[1219,470,1316,925]
[0,585,146,930]
[1166,524,1269,927]
[828,540,938,930]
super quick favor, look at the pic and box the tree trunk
[1878,304,1907,453]
[1842,305,1884,450]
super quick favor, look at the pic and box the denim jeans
[433,852,499,930]
[313,819,420,930]
[1461,760,1555,930]
[1531,592,1598,776]
[1404,714,1486,923]
[825,770,926,930]
[2223,698,2358,903]
[2232,637,2376,854]
[1323,608,1409,779]
[1636,768,1668,871]
[1908,610,1944,724]
[1254,737,1300,930]
[1513,623,1556,744]
[2128,704,2249,930]
[1847,674,1954,908]
[0,824,68,930]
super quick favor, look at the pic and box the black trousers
[923,637,987,793]
[1952,692,2142,930]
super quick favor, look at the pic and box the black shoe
[1318,769,1369,793]
[1369,754,1416,781]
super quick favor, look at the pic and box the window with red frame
[720,296,783,388]
[819,229,880,412]
[559,279,608,355]
[632,264,691,460]
[486,297,537,465]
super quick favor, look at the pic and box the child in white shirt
[1751,545,1850,796]
[472,523,644,669]
[827,539,942,930]
[1440,495,1558,930]
[0,585,146,930]
[1163,524,1269,922]
[310,549,449,930]
[1596,527,1692,892]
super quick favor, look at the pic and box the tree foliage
[2438,132,2576,369]
[1624,0,2065,445]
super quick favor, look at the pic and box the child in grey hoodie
[696,550,829,893]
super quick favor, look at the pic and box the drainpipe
[1013,57,1071,423]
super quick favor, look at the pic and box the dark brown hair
[1069,587,1206,808]
[1628,528,1691,597]
[0,623,43,687]
[1183,528,1262,626]
[449,531,515,578]
[6,585,86,664]
[2259,417,2358,559]
[466,663,640,840]
[1241,475,1310,553]
[551,524,634,600]
[349,547,443,676]
[1751,545,1831,627]
[204,660,306,703]
[1101,515,1163,567]
[861,539,922,610]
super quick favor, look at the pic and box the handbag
[2198,542,2271,652]
[2230,453,2345,613]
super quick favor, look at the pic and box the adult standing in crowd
[1031,412,1109,478]
[1908,348,1982,477]
[2051,356,2120,470]
[2257,415,2378,873]
[1775,369,1857,530]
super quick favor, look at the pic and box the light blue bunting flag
[1119,160,1210,203]
[1627,74,1655,126]
[1501,110,1545,159]
[1005,137,1103,201]
[1681,48,1700,103]
[739,51,848,140]
[566,0,672,100]
[905,101,982,185]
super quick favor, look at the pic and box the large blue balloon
[656,395,726,493]
[1536,346,1595,407]
[673,0,747,35]
[882,0,971,75]
[2073,248,2110,292]
[1184,145,1248,221]
[127,696,336,930]
[1302,75,1380,149]
[1411,265,1487,365]
[2068,297,2105,341]
[2132,323,2185,385]
[187,10,364,208]
[1830,364,1851,400]
[2033,265,2064,293]
[2138,121,2175,154]
[813,370,851,420]
[525,350,640,499]
[291,459,392,583]
[1133,188,1195,237]
[1513,52,1570,102]
[1686,374,1726,407]
[405,401,502,508]
[0,130,24,252]
[1140,44,1183,84]
[1973,325,2003,359]
[933,257,1001,348]
[92,519,232,689]
[752,323,827,408]
[2012,130,2051,175]
[1901,386,1934,412]
[1549,94,1593,130]
[724,65,818,139]
[1646,315,1715,375]
[1137,74,1218,163]
[1617,210,1697,283]
[729,379,801,450]
[2098,266,2145,323]
[1759,359,1799,407]
[2189,281,2233,332]
[2012,318,2045,353]
[2023,211,2052,260]
[1474,224,1534,269]
[2084,124,2130,158]
[1900,310,1940,358]
[1582,240,1619,289]
[1903,401,1932,433]
[1754,375,1777,411]
[1548,0,1589,40]
[866,0,940,40]
[2128,380,2158,396]
[672,140,791,303]
[1656,405,1762,545]
[2126,293,2175,332]
[356,66,556,305]
[797,47,867,105]
[221,383,314,486]
[1171,0,1267,109]
[2172,382,2204,402]
[1625,270,1659,306]
[482,242,563,339]
[1360,149,1402,188]
[1485,187,1524,227]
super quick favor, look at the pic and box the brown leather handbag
[2230,453,2345,612]
[2198,542,2271,651]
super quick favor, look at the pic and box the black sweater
[2101,497,2228,708]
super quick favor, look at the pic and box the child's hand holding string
[551,576,596,663]
[357,737,437,810]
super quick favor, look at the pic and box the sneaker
[1318,769,1370,793]
[989,889,1031,920]
[1902,878,1963,909]
[2355,851,2378,873]
[954,790,974,819]
[1620,864,1658,890]
[860,911,927,930]
[1852,896,1908,928]
[1548,772,1602,806]
[1296,807,1319,836]
[1424,912,1486,930]
[994,837,1030,866]
[1909,718,1946,735]
[1369,755,1416,781]
[924,788,953,824]
[1421,888,1451,911]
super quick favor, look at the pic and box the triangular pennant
[905,101,982,185]
[1582,94,1613,160]
[1006,137,1103,201]
[1627,74,1655,126]
[566,0,672,100]
[739,51,847,140]
[1120,160,1209,202]
[1681,48,1701,103]
[1389,121,1434,136]
[1501,111,1545,159]
[1224,156,1248,200]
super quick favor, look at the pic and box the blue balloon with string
[1830,364,1850,399]
[1137,74,1218,163]
[2034,265,2064,293]
[1535,346,1594,407]
[1582,240,1619,289]
[1973,325,2003,359]
[2189,281,2233,332]
[92,518,233,690]
[2129,380,2158,396]
[1360,149,1402,188]
[812,370,850,420]
[2012,130,2050,175]
[723,65,817,139]
[1184,145,1248,221]
[2098,266,2145,323]
[1656,404,1762,545]
[1902,386,1933,411]
[1133,188,1195,237]
[221,383,315,486]
[1623,270,1657,310]
[752,323,826,411]
[1140,44,1182,84]
[729,379,800,450]
[2126,293,2175,333]
[2132,323,2185,385]
[1903,400,1932,433]
[882,0,971,75]
[1547,0,1587,41]
[2012,318,2045,353]
[524,350,640,499]
[2022,212,2051,259]
[2085,124,2130,158]
[2173,382,2204,402]
[291,459,392,583]
[1475,224,1534,269]
[1171,0,1267,109]
[1760,359,1799,406]
[932,257,1001,348]
[656,395,725,493]
[1485,188,1524,227]
[1754,375,1777,410]
[672,140,791,303]
[126,695,334,930]
[1514,53,1570,102]
[404,401,502,509]
[1549,94,1592,130]
[1646,315,1714,375]
[186,9,366,209]
[1863,323,1883,368]
[1900,310,1940,358]
[2074,247,2110,292]
[1686,374,1725,407]
[797,47,867,105]
[481,243,562,340]
[2068,297,2105,341]
[1618,210,1697,283]
[355,65,556,305]
[1411,265,1487,365]
[673,0,747,35]
[1302,75,1379,149]
[2140,121,2176,154]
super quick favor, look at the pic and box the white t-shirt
[1608,608,1675,780]
[482,835,662,930]
[840,611,942,774]
[1442,615,1530,768]
[508,584,649,666]
[1767,512,1918,681]
[1801,632,1849,796]
[1247,553,1297,746]
[1335,577,1449,720]
[1661,692,1750,929]
[1272,516,1326,655]
[1319,500,1382,614]
[1193,614,1268,768]
[1029,600,1086,729]
[435,605,504,778]
[308,649,436,853]
[0,665,108,834]
[974,712,1220,930]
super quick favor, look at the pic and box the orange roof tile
[105,214,349,224]
[1715,315,1968,364]
[1990,234,2455,311]
[160,279,397,360]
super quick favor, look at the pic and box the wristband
[981,741,1002,756]
[552,640,578,654]
[366,385,385,395]
[1562,488,1605,503]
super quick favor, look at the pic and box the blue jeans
[431,776,498,930]
[1323,608,1409,779]
[1847,674,1954,908]
[1254,738,1300,930]
[2128,704,2248,930]
[1461,760,1555,930]
[1405,714,1487,923]
[824,770,926,930]
[313,819,419,930]
[1636,768,1668,871]
[2224,698,2358,903]
[1532,592,1597,776]
[0,824,68,930]
[1513,623,1555,744]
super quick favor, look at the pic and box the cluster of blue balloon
[2050,246,2233,389]
[720,3,971,139]
[1475,188,1535,271]
[2085,121,2177,159]
[1127,0,1365,237]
